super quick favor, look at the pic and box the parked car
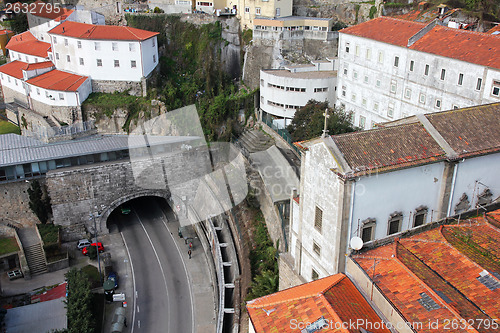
[82,242,104,255]
[107,271,119,288]
[76,239,91,250]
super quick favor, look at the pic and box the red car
[82,242,104,255]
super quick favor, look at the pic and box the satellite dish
[350,237,363,250]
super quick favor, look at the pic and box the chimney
[62,27,65,33]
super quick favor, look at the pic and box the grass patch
[37,223,60,245]
[81,264,102,289]
[0,120,21,135]
[0,237,19,255]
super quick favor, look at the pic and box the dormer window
[388,212,403,235]
[361,218,376,243]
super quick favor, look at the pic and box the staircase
[237,129,274,154]
[43,116,59,128]
[23,243,48,275]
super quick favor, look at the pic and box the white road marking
[121,231,137,333]
[138,320,141,328]
[137,305,140,313]
[134,210,171,333]
[162,219,196,333]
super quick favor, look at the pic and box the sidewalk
[102,221,216,333]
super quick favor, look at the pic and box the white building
[283,103,500,286]
[236,0,292,30]
[260,60,337,127]
[336,17,500,129]
[26,1,75,42]
[6,31,51,63]
[48,21,159,82]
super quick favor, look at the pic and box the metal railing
[261,116,301,156]
[24,120,95,141]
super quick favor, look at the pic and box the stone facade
[0,180,41,227]
[278,252,306,290]
[29,98,83,124]
[91,79,143,97]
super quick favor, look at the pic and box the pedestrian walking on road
[188,249,192,259]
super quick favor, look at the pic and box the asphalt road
[114,198,193,333]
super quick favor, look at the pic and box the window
[390,80,397,93]
[260,79,264,86]
[96,59,102,67]
[55,53,59,60]
[66,55,70,62]
[314,206,323,233]
[353,71,358,80]
[374,102,379,113]
[355,45,360,56]
[59,93,64,100]
[64,38,68,46]
[345,42,350,53]
[362,98,367,107]
[129,43,135,52]
[312,269,319,281]
[131,60,137,68]
[413,207,427,227]
[36,88,40,95]
[153,55,156,63]
[275,7,280,16]
[476,78,482,90]
[394,56,399,67]
[79,58,84,65]
[314,87,328,92]
[378,51,383,63]
[359,115,366,128]
[342,89,346,97]
[351,93,356,102]
[424,64,429,76]
[77,41,82,49]
[364,75,369,84]
[492,80,500,97]
[435,99,441,109]
[366,48,371,60]
[313,242,321,256]
[256,7,261,15]
[404,88,411,99]
[112,42,118,51]
[53,37,57,44]
[458,73,463,86]
[25,56,28,62]
[376,79,381,88]
[387,103,394,118]
[94,42,101,51]
[361,219,376,243]
[419,93,426,104]
[410,60,414,71]
[15,79,17,86]
[388,213,402,235]
[45,91,49,98]
[343,68,348,76]
[440,69,446,80]
[114,60,120,67]
[453,105,459,109]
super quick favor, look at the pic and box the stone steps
[23,243,48,276]
[238,129,274,153]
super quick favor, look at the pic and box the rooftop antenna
[321,108,329,138]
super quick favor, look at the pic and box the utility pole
[89,207,104,284]
[321,108,329,138]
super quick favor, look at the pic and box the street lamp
[89,204,105,284]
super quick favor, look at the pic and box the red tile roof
[24,61,54,71]
[6,31,50,58]
[31,283,67,303]
[0,60,28,79]
[0,29,14,35]
[341,17,500,69]
[247,273,391,332]
[29,0,74,21]
[26,69,88,91]
[353,210,500,333]
[48,21,159,41]
[487,25,500,35]
[332,123,446,176]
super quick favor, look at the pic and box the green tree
[27,180,52,224]
[8,13,28,34]
[65,268,95,333]
[287,100,357,142]
[86,245,98,260]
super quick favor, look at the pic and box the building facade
[236,0,292,30]
[336,17,500,129]
[259,61,337,127]
[284,103,500,286]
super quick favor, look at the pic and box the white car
[76,239,91,250]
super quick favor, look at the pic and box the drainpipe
[446,163,458,217]
[347,178,356,243]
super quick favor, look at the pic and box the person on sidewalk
[188,249,192,259]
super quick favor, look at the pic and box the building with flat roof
[336,17,500,129]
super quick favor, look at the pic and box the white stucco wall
[49,35,153,82]
[140,36,159,78]
[336,33,499,129]
[27,77,91,107]
[9,50,47,64]
[260,70,337,122]
[449,154,500,214]
[0,74,27,96]
[350,162,445,241]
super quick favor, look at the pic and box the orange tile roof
[341,17,500,69]
[24,61,54,71]
[247,273,391,332]
[29,0,74,21]
[48,21,159,41]
[0,29,14,35]
[353,210,500,333]
[0,60,28,79]
[487,25,500,35]
[26,69,88,92]
[6,31,50,58]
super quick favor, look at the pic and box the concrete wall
[278,252,305,290]
[91,79,143,96]
[9,50,47,63]
[28,99,82,124]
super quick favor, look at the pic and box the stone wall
[29,98,83,124]
[2,86,28,106]
[293,0,382,25]
[0,180,41,228]
[91,79,143,97]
